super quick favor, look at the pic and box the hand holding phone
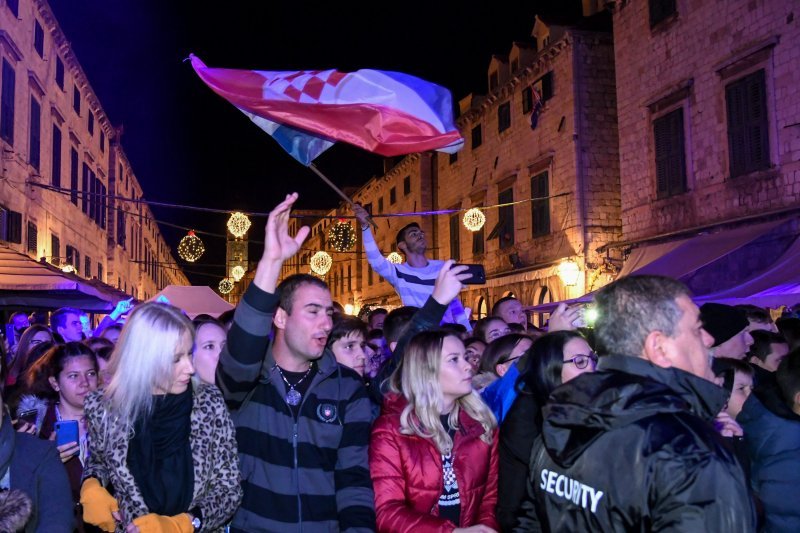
[453,263,486,285]
[55,419,79,447]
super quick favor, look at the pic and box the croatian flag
[189,55,464,165]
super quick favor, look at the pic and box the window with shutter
[29,97,41,170]
[498,102,511,133]
[52,125,61,187]
[472,206,485,255]
[653,108,686,198]
[726,69,769,178]
[471,125,482,149]
[85,256,91,278]
[0,59,15,145]
[649,0,676,27]
[531,172,551,237]
[449,214,460,261]
[70,148,79,205]
[27,221,37,253]
[33,20,44,58]
[498,188,515,249]
[522,87,532,114]
[51,234,60,265]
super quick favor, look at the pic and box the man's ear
[397,242,407,254]
[794,391,800,411]
[273,307,288,330]
[642,330,671,369]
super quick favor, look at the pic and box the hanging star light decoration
[387,252,403,264]
[328,220,357,252]
[178,231,205,262]
[463,208,486,232]
[219,278,234,294]
[231,265,245,282]
[310,251,332,275]
[227,212,252,238]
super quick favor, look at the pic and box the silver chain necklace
[276,363,313,406]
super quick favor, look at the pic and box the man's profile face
[658,295,715,381]
[279,284,334,362]
[59,313,84,342]
[401,226,426,254]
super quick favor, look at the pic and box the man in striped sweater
[353,205,472,332]
[217,193,375,532]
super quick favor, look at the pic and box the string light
[328,220,357,252]
[178,231,205,262]
[219,278,234,294]
[310,251,332,275]
[231,265,245,282]
[61,264,75,273]
[227,212,252,238]
[463,208,486,232]
[387,252,403,264]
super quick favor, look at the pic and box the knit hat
[700,303,749,347]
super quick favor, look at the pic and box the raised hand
[548,303,581,332]
[432,260,472,306]
[352,203,371,230]
[262,193,310,264]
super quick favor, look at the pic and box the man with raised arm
[353,204,472,331]
[217,193,375,532]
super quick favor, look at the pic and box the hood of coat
[542,355,727,467]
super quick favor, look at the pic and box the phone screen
[55,420,79,447]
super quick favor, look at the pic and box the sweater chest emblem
[317,403,338,423]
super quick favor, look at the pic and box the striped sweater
[217,284,376,532]
[362,227,472,331]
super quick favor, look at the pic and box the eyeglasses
[563,352,598,369]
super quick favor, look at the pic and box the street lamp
[557,259,581,287]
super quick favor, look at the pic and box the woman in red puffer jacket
[370,330,499,533]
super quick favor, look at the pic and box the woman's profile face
[29,330,53,348]
[438,336,474,409]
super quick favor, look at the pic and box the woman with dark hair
[6,324,54,388]
[497,330,596,531]
[192,317,226,386]
[473,317,510,344]
[16,342,99,529]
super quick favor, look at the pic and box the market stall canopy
[525,217,799,313]
[0,246,125,311]
[149,285,233,319]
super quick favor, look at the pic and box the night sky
[49,1,578,285]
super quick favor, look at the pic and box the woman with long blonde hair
[79,302,241,532]
[370,330,499,533]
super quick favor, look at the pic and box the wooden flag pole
[308,163,378,229]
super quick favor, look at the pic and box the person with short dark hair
[736,304,778,333]
[354,204,473,331]
[738,349,800,532]
[50,307,84,343]
[492,296,528,331]
[216,194,375,531]
[327,315,369,377]
[776,316,800,350]
[367,308,387,331]
[523,276,754,530]
[748,330,790,386]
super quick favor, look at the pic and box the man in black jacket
[524,275,756,531]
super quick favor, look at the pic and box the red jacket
[370,394,499,532]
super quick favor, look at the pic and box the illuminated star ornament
[463,208,486,232]
[178,231,205,262]
[231,265,245,282]
[387,252,403,264]
[218,278,234,294]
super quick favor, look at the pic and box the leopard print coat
[82,384,242,532]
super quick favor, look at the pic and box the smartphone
[55,420,79,447]
[17,408,38,425]
[5,324,15,347]
[454,263,486,285]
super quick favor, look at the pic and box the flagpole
[308,163,378,229]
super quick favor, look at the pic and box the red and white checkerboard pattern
[265,69,348,103]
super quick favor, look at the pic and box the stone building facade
[0,0,187,305]
[611,0,800,242]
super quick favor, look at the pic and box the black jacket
[518,355,755,532]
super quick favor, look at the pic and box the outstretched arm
[353,204,398,285]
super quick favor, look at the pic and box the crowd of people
[1,193,799,532]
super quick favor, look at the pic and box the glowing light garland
[310,251,332,275]
[328,220,357,252]
[178,231,205,262]
[387,252,403,264]
[463,208,486,232]
[227,212,251,238]
[231,265,245,282]
[218,278,234,294]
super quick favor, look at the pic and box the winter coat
[82,384,242,532]
[0,414,73,533]
[481,363,520,424]
[519,355,755,532]
[498,391,542,532]
[370,394,499,532]
[216,284,375,532]
[738,385,800,532]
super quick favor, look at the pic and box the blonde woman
[79,302,241,532]
[370,330,499,533]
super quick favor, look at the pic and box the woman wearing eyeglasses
[497,331,597,531]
